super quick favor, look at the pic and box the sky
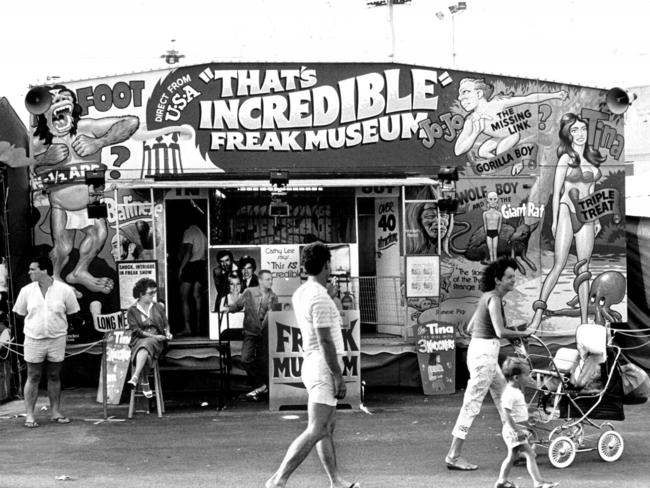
[1,0,649,117]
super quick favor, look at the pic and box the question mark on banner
[538,104,552,130]
[110,146,130,167]
[109,145,130,180]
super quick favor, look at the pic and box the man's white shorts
[301,351,337,407]
[24,335,66,363]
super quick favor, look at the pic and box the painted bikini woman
[529,112,606,330]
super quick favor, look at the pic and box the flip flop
[23,421,39,428]
[50,416,71,424]
[495,481,518,488]
[445,456,478,471]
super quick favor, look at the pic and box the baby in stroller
[533,323,609,417]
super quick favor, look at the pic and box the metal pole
[451,14,456,67]
[102,334,108,419]
[388,0,396,59]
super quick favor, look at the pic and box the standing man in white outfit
[12,256,80,428]
[266,242,359,488]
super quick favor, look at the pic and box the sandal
[445,456,478,471]
[127,376,138,389]
[535,483,558,488]
[50,416,71,424]
[495,481,518,488]
[23,420,39,428]
[141,382,153,399]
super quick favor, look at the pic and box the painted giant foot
[66,270,114,294]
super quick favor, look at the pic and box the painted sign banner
[268,310,361,411]
[26,63,623,185]
[96,330,132,405]
[415,322,455,395]
[117,261,157,310]
[406,255,439,298]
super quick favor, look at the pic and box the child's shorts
[502,423,530,449]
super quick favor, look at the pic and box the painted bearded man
[31,85,139,295]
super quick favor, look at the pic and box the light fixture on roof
[161,39,185,65]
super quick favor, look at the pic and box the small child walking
[496,357,558,488]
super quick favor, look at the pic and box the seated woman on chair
[127,278,172,398]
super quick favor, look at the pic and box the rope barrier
[0,339,103,359]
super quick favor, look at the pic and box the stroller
[508,323,626,468]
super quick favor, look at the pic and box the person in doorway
[126,278,172,398]
[266,243,359,488]
[12,256,80,428]
[239,255,259,291]
[178,222,207,336]
[212,249,236,312]
[445,257,531,470]
[495,357,558,488]
[222,269,277,401]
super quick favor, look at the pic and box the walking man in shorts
[266,242,359,488]
[13,256,80,428]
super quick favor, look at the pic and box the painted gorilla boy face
[45,88,75,137]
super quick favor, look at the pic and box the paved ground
[0,386,649,488]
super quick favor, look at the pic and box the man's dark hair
[238,255,257,271]
[30,256,53,276]
[216,249,234,262]
[132,278,158,299]
[302,242,331,276]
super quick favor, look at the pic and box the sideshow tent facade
[4,63,630,394]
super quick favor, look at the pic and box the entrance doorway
[165,198,208,336]
[357,198,377,333]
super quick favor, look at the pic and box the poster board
[414,322,455,395]
[268,310,361,411]
[117,261,157,310]
[406,255,439,298]
[96,330,132,404]
[261,245,301,296]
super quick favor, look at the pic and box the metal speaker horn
[606,87,631,115]
[25,86,52,115]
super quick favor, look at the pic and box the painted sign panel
[415,322,455,395]
[96,330,132,405]
[117,261,157,310]
[406,255,439,298]
[268,310,361,411]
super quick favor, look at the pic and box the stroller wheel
[597,430,624,462]
[548,435,576,468]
